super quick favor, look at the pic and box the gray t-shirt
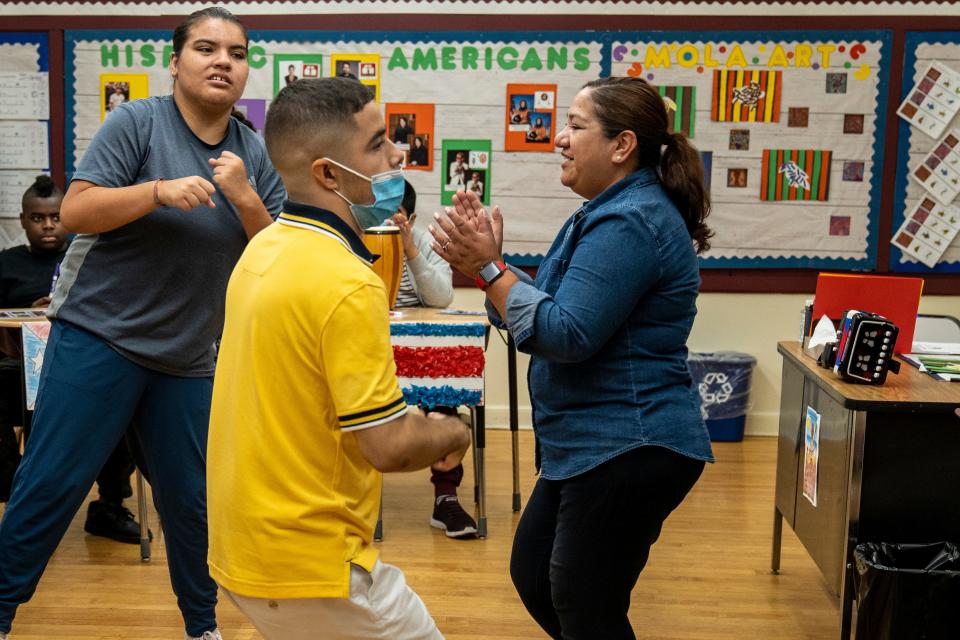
[49,95,285,376]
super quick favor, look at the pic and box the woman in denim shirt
[430,77,714,639]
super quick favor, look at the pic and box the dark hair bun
[31,175,56,198]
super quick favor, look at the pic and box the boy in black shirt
[0,176,147,545]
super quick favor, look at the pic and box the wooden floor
[0,432,840,639]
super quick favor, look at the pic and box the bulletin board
[65,28,893,270]
[891,31,960,274]
[0,32,50,246]
[610,31,891,269]
[65,30,604,265]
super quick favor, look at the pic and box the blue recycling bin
[687,351,757,442]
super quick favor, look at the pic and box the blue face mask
[325,158,405,230]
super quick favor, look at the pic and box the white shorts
[221,561,444,640]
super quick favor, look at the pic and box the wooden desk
[772,341,960,638]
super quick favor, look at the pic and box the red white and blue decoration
[390,322,485,408]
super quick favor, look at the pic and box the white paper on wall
[0,121,48,170]
[0,171,43,219]
[0,72,50,120]
[0,43,41,73]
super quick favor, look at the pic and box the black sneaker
[83,500,153,545]
[430,495,478,539]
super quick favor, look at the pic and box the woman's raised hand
[429,190,502,277]
[209,151,258,209]
[157,176,216,211]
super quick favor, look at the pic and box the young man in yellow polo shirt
[206,77,471,640]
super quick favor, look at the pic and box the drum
[362,226,403,309]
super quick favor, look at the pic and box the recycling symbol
[699,371,733,407]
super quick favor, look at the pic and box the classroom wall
[462,288,958,435]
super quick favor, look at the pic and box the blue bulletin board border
[891,31,960,273]
[65,29,890,271]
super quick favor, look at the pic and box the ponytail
[659,131,713,254]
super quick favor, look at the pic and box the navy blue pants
[510,445,705,640]
[0,321,217,636]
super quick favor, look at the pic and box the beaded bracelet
[152,178,164,206]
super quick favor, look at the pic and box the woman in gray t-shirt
[0,9,284,640]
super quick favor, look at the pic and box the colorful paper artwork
[802,406,820,507]
[331,53,381,101]
[657,85,696,138]
[21,320,50,411]
[911,128,960,204]
[842,161,865,182]
[729,129,750,151]
[825,73,848,94]
[700,151,712,192]
[843,114,865,134]
[760,149,832,201]
[385,103,434,171]
[272,54,322,96]
[891,195,960,268]
[897,61,960,140]
[505,84,557,152]
[829,215,851,236]
[99,73,148,121]
[711,70,781,123]
[727,168,748,188]
[787,107,809,128]
[233,99,266,133]
[441,139,491,206]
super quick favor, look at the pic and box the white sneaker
[185,631,221,640]
[1,632,9,640]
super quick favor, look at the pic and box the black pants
[0,362,133,504]
[510,445,705,640]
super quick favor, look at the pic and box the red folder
[810,273,924,354]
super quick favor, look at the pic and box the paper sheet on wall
[0,72,49,120]
[890,195,960,267]
[0,43,41,73]
[0,121,48,169]
[900,44,960,267]
[897,61,960,140]
[802,406,820,508]
[0,171,42,219]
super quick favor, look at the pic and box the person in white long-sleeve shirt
[389,180,478,539]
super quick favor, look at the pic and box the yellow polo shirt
[207,201,407,599]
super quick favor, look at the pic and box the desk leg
[771,506,782,575]
[374,477,383,542]
[507,333,521,513]
[839,410,867,640]
[471,405,488,539]
[136,469,151,562]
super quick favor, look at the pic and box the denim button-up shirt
[489,168,714,480]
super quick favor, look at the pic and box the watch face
[479,261,503,283]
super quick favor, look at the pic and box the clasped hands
[428,191,504,278]
[156,151,254,211]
